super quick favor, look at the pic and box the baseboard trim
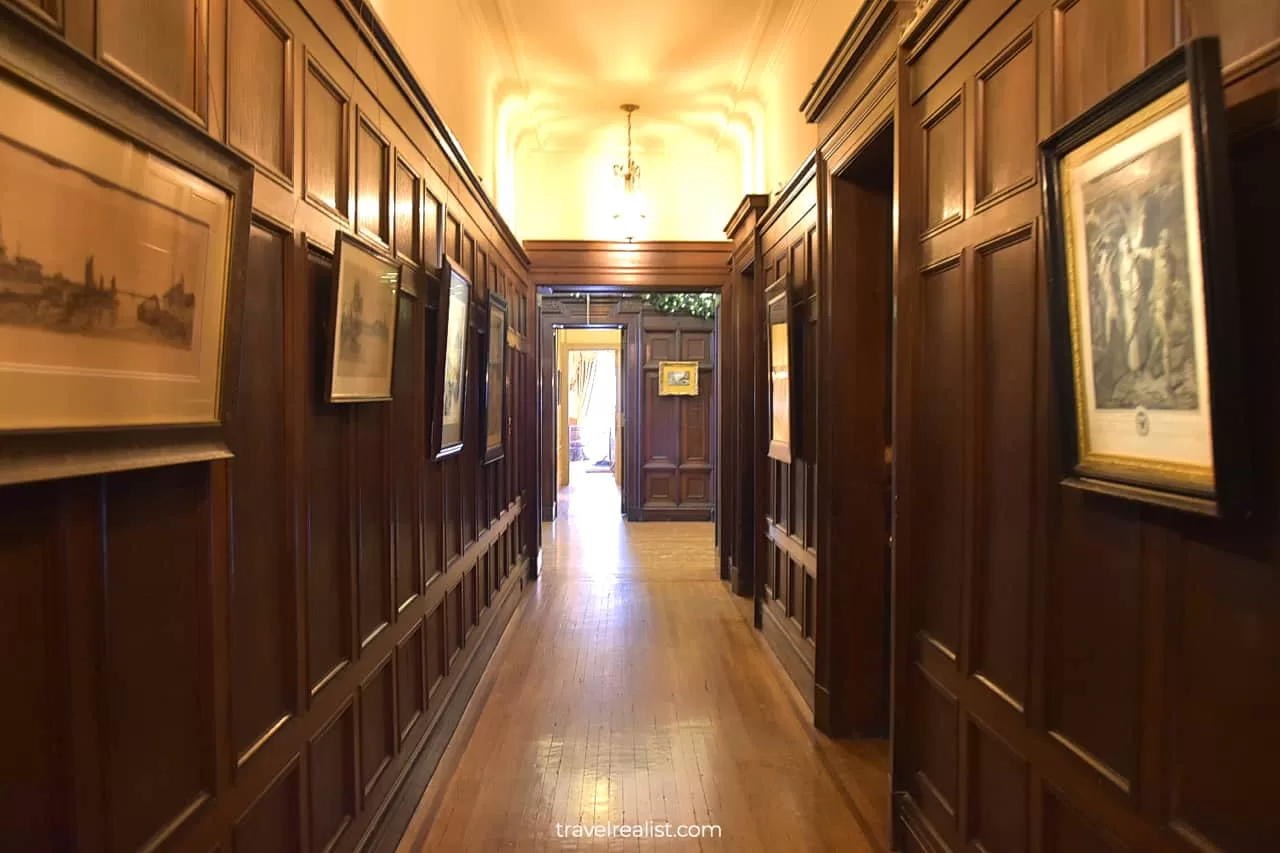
[760,601,816,709]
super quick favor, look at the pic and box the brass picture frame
[432,255,471,459]
[0,13,252,486]
[765,274,800,464]
[327,231,400,403]
[657,360,699,396]
[481,291,508,464]
[1041,37,1246,517]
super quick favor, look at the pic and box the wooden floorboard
[396,473,890,852]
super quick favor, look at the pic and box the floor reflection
[398,475,888,852]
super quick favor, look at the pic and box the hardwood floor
[397,474,890,851]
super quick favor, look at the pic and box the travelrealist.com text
[554,822,723,839]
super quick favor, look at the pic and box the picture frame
[432,255,472,459]
[765,274,801,464]
[0,12,252,486]
[481,291,509,464]
[1040,37,1246,517]
[657,360,699,396]
[327,231,401,403]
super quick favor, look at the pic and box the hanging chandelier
[613,103,645,241]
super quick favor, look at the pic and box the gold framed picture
[0,19,252,486]
[1041,37,1246,517]
[658,360,699,396]
[432,255,471,459]
[482,291,508,463]
[327,231,400,402]
[765,274,800,463]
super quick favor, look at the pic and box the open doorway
[555,327,624,518]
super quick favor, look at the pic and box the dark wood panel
[923,93,964,232]
[968,721,1028,853]
[360,653,395,797]
[230,225,294,762]
[356,112,389,244]
[910,665,958,827]
[227,0,291,179]
[393,293,423,612]
[1053,0,1145,126]
[231,760,302,853]
[305,251,351,694]
[1046,491,1140,790]
[309,701,356,853]
[394,157,420,264]
[913,259,966,655]
[0,483,63,851]
[973,228,1035,709]
[356,402,391,647]
[397,622,426,744]
[977,28,1036,204]
[103,465,212,853]
[1043,788,1125,853]
[1171,537,1280,850]
[99,0,204,118]
[303,54,348,217]
[526,240,730,289]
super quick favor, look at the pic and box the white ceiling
[475,0,790,154]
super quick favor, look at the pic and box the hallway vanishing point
[396,475,890,851]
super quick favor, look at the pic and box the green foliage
[639,292,720,319]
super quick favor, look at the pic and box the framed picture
[658,360,699,396]
[432,255,471,459]
[482,292,509,463]
[327,231,400,402]
[765,274,800,463]
[1041,37,1245,517]
[0,14,252,486]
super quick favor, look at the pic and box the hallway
[396,478,889,851]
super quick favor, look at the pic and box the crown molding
[799,0,910,122]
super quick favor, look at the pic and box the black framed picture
[432,255,471,459]
[765,274,801,464]
[1040,37,1245,517]
[327,231,400,403]
[0,12,253,486]
[482,291,508,464]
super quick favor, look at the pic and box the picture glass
[769,317,790,445]
[439,268,469,449]
[1062,82,1213,486]
[484,299,506,451]
[330,238,398,400]
[0,75,231,430]
[668,369,692,387]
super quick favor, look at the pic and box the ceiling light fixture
[613,103,645,242]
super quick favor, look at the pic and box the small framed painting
[765,274,800,464]
[658,360,699,396]
[328,231,400,402]
[432,256,471,459]
[0,16,252,486]
[1041,37,1246,517]
[482,291,508,464]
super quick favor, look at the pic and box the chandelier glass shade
[612,103,646,241]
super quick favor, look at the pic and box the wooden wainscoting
[0,1,538,852]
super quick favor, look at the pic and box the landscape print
[0,134,209,364]
[330,236,398,401]
[1079,135,1199,412]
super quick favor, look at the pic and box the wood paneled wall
[638,312,716,521]
[0,1,537,852]
[890,1,1280,852]
[720,195,769,594]
[756,157,822,703]
[719,0,1280,849]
